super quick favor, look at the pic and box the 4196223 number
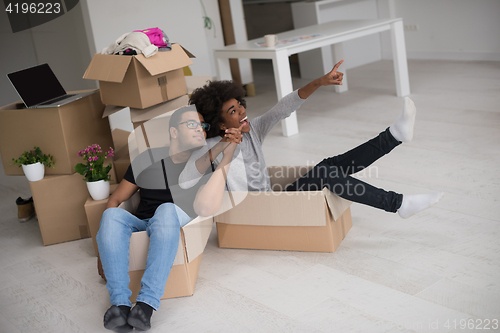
[5,2,61,14]
[444,319,499,330]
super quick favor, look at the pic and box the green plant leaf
[11,146,55,168]
[74,163,87,175]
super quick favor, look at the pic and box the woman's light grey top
[179,89,306,191]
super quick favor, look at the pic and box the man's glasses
[178,120,211,132]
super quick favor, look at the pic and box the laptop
[7,63,95,108]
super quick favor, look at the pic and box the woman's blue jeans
[96,202,192,310]
[286,128,404,213]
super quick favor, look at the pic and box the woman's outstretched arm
[297,59,344,99]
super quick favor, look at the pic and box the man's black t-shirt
[123,147,209,220]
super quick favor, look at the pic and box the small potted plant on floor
[75,144,114,201]
[11,146,55,182]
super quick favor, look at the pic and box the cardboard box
[113,156,130,184]
[109,129,131,183]
[88,192,213,300]
[0,90,113,176]
[102,96,189,175]
[83,44,194,109]
[30,164,117,246]
[30,173,91,246]
[126,102,198,168]
[128,218,211,300]
[130,94,189,129]
[111,129,131,160]
[102,94,189,130]
[215,166,353,253]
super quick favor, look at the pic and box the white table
[214,18,410,137]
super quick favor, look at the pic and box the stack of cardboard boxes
[82,44,214,301]
[0,90,115,246]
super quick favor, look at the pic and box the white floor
[1,59,499,333]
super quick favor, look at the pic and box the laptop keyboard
[40,94,76,105]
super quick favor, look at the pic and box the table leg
[272,50,298,137]
[331,43,348,93]
[390,20,410,97]
[215,55,233,81]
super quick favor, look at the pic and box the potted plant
[75,144,114,201]
[11,146,55,182]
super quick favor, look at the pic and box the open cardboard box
[0,90,113,176]
[215,166,353,253]
[128,214,213,300]
[88,192,213,300]
[83,44,194,109]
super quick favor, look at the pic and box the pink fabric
[134,27,169,48]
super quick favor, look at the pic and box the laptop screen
[7,63,66,107]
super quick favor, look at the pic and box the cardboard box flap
[134,44,193,76]
[83,53,132,83]
[181,216,213,263]
[111,129,131,160]
[111,129,131,149]
[268,165,313,188]
[130,94,189,123]
[215,191,328,227]
[180,45,196,59]
[102,105,128,118]
[322,188,352,221]
[112,128,131,148]
[128,216,212,271]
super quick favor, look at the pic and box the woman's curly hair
[189,80,246,138]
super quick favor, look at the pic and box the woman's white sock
[389,97,417,143]
[398,192,444,219]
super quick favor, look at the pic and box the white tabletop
[214,18,401,54]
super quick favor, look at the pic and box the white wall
[201,0,226,78]
[0,2,96,106]
[379,0,500,61]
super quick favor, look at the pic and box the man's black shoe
[127,302,153,331]
[103,305,133,333]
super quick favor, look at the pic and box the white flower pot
[22,162,45,182]
[86,180,110,201]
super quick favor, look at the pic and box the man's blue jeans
[96,203,192,310]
